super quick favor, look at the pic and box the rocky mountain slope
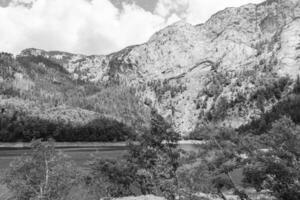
[2,0,300,137]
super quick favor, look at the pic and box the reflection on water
[0,144,201,170]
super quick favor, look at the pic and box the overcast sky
[0,0,264,55]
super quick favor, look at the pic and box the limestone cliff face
[20,0,300,135]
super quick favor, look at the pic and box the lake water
[0,144,201,170]
[0,143,243,184]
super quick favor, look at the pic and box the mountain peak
[148,20,197,43]
[169,20,192,28]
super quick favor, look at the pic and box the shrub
[90,159,136,198]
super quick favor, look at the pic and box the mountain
[1,0,300,140]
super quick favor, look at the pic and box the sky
[0,0,264,55]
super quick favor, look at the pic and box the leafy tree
[126,109,180,200]
[1,140,79,200]
[89,109,180,200]
[243,117,300,200]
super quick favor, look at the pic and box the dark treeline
[0,111,133,142]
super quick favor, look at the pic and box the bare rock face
[277,18,300,78]
[19,0,300,135]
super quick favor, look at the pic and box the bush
[89,159,136,198]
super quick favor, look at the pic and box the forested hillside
[0,52,150,142]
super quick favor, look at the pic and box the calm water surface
[0,144,200,170]
[0,143,242,184]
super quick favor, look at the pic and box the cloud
[186,0,265,24]
[154,0,188,19]
[0,0,170,55]
[0,0,265,55]
[155,0,264,25]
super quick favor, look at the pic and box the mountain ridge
[1,0,300,137]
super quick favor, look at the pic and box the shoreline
[0,140,204,149]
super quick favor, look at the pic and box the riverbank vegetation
[1,106,300,200]
[1,52,300,199]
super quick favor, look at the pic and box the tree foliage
[0,110,133,142]
[127,109,180,199]
[243,117,300,200]
[239,92,300,135]
[89,159,136,198]
[183,126,250,200]
[89,109,180,200]
[1,140,79,200]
